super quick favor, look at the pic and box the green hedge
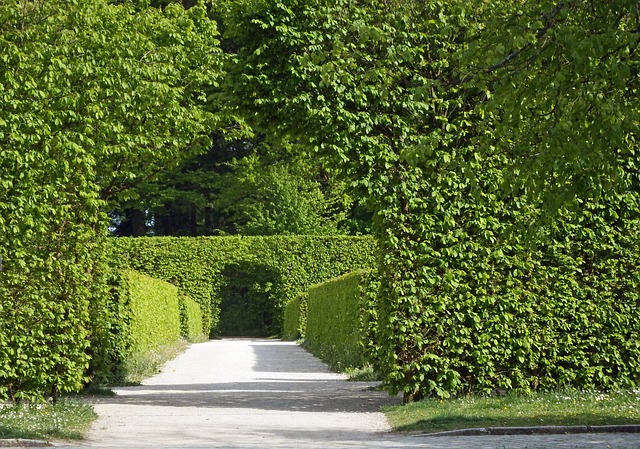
[179,295,206,342]
[89,269,187,384]
[303,270,373,371]
[374,186,640,401]
[124,270,181,358]
[107,236,376,337]
[282,293,307,341]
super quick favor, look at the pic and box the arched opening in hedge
[216,262,285,337]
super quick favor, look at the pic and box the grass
[345,364,381,382]
[0,400,97,441]
[123,339,188,385]
[383,389,640,433]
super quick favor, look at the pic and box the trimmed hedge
[107,236,376,337]
[282,293,307,341]
[179,295,206,342]
[303,270,372,371]
[89,269,191,384]
[124,270,181,359]
[374,186,640,401]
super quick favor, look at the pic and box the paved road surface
[40,339,640,448]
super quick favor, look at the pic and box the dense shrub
[303,271,373,371]
[107,236,376,337]
[179,295,206,342]
[282,293,307,341]
[88,269,185,385]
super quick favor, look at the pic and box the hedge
[282,293,307,341]
[125,270,181,358]
[89,269,190,385]
[107,236,377,337]
[179,294,206,342]
[374,186,640,401]
[303,270,374,371]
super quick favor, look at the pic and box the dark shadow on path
[99,339,401,413]
[98,380,398,413]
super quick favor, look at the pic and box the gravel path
[43,339,640,449]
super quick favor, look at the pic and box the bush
[282,293,307,341]
[303,270,372,371]
[179,294,206,342]
[89,269,184,385]
[107,236,376,337]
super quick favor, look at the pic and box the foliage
[179,295,206,342]
[303,271,372,371]
[221,0,640,402]
[466,0,640,212]
[107,236,377,336]
[220,0,493,400]
[124,270,181,360]
[109,137,371,237]
[0,0,105,401]
[384,389,640,434]
[0,0,222,401]
[282,293,307,341]
[214,150,354,236]
[0,400,97,441]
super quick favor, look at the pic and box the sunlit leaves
[0,0,222,400]
[223,0,640,401]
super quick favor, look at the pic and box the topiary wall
[303,270,373,371]
[88,269,202,385]
[107,236,376,337]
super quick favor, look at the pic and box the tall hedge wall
[374,188,640,401]
[107,236,376,337]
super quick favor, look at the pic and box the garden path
[46,339,640,449]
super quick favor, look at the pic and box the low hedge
[89,269,188,384]
[107,236,376,337]
[303,270,374,371]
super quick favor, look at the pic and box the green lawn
[0,400,97,441]
[383,389,640,433]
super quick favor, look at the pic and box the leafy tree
[109,134,372,236]
[220,0,640,401]
[0,0,222,400]
[214,148,357,236]
[466,0,640,212]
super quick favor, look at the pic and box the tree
[109,135,372,236]
[213,146,358,236]
[0,0,222,400]
[466,0,640,212]
[220,0,640,400]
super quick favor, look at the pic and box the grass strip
[0,400,97,441]
[383,389,640,433]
